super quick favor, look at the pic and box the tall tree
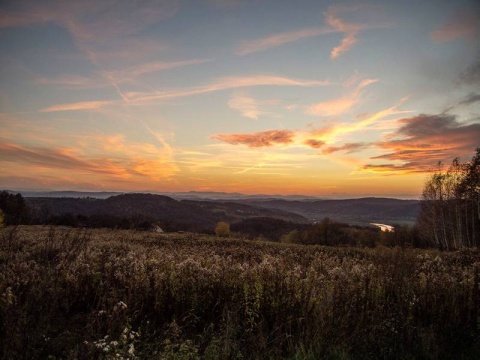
[418,148,480,249]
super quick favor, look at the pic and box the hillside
[234,197,420,225]
[26,193,307,231]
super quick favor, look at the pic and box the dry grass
[1,226,479,359]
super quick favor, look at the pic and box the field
[1,226,480,359]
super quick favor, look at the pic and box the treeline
[0,191,201,232]
[0,190,431,248]
[0,191,29,226]
[231,217,427,248]
[418,148,480,249]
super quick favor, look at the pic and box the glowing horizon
[1,0,479,198]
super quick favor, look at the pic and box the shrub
[214,221,230,237]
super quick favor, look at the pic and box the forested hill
[232,197,420,225]
[25,193,307,231]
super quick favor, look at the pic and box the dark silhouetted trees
[0,191,29,225]
[418,148,480,249]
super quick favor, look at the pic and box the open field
[1,226,480,359]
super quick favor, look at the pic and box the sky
[0,0,479,198]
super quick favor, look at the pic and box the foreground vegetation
[1,226,480,359]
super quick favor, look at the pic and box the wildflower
[128,344,135,355]
[118,301,127,309]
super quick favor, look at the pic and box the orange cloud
[211,130,295,147]
[322,142,371,154]
[0,133,179,182]
[0,142,128,177]
[431,7,480,42]
[363,114,480,173]
[304,139,325,149]
[303,99,409,145]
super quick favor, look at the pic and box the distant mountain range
[233,198,420,225]
[8,189,322,201]
[5,189,420,227]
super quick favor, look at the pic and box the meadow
[1,226,480,359]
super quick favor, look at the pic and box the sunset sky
[1,0,479,198]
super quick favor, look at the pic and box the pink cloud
[324,6,361,59]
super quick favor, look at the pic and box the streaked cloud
[322,142,371,154]
[431,7,480,42]
[211,129,295,147]
[324,6,361,59]
[39,101,111,113]
[307,76,378,117]
[36,58,211,89]
[236,27,334,55]
[0,142,128,177]
[214,99,409,152]
[126,74,330,103]
[235,4,387,58]
[36,74,106,89]
[106,58,213,84]
[0,133,179,181]
[298,98,411,148]
[363,114,480,173]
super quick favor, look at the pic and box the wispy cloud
[213,99,410,152]
[228,92,261,119]
[324,6,361,59]
[211,129,295,147]
[39,101,111,113]
[236,27,335,55]
[235,4,386,58]
[306,76,378,117]
[36,74,106,88]
[0,131,179,181]
[299,99,412,154]
[0,142,128,177]
[322,142,371,154]
[430,6,480,42]
[106,58,213,84]
[36,58,212,89]
[459,93,480,106]
[0,0,180,104]
[362,114,480,173]
[126,74,330,103]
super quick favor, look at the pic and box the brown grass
[1,226,479,359]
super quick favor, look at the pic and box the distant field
[1,226,480,359]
